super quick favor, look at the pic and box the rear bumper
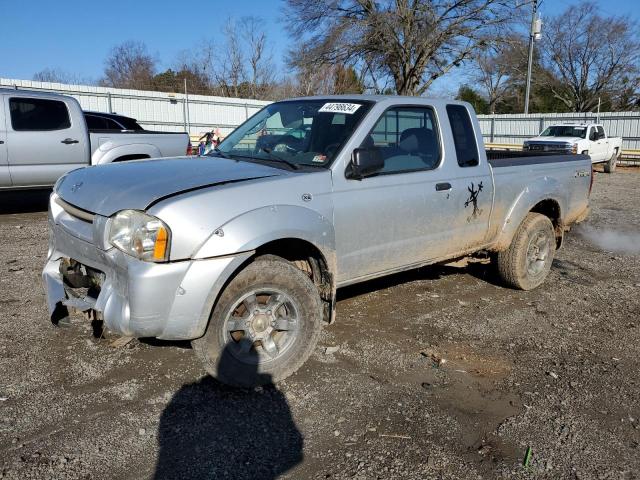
[43,216,251,340]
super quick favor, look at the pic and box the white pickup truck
[0,89,190,189]
[523,123,622,173]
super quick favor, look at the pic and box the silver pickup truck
[43,95,591,386]
[0,89,190,189]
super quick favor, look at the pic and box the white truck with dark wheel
[523,123,622,173]
[43,95,592,387]
[0,89,190,189]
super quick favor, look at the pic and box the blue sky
[1,0,638,93]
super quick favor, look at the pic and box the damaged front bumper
[42,196,251,340]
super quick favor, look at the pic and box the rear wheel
[192,256,323,387]
[604,150,617,173]
[497,213,555,290]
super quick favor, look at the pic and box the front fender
[91,143,161,165]
[494,178,566,250]
[193,204,336,268]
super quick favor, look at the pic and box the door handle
[435,182,452,191]
[61,138,79,144]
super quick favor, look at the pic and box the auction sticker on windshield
[318,103,362,114]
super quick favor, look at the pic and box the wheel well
[254,238,333,323]
[113,154,150,162]
[530,199,563,248]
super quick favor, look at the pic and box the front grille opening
[60,258,105,308]
[55,197,95,223]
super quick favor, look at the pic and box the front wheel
[604,150,617,173]
[192,256,323,387]
[496,213,556,290]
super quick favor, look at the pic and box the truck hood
[527,137,580,143]
[56,157,284,217]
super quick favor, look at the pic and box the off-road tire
[604,150,617,173]
[192,256,323,387]
[497,213,555,290]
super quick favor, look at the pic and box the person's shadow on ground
[154,339,303,479]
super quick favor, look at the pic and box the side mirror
[589,131,598,141]
[347,147,384,179]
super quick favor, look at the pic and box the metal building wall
[0,78,270,136]
[478,111,640,151]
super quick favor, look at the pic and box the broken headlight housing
[109,210,171,262]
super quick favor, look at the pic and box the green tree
[334,65,365,94]
[456,85,488,114]
[152,68,211,95]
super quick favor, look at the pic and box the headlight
[571,143,578,154]
[109,210,170,262]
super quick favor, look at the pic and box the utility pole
[184,78,191,134]
[524,0,542,114]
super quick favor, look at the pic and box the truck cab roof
[280,94,471,108]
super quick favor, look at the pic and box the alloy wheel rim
[223,288,300,364]
[526,231,551,276]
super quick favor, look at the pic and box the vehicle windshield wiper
[213,147,231,159]
[260,147,299,170]
[295,162,327,169]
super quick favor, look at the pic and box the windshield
[539,126,587,138]
[215,100,372,169]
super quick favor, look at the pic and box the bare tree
[209,17,275,99]
[214,21,245,97]
[33,68,86,85]
[285,0,521,96]
[471,34,536,113]
[100,41,156,90]
[474,45,511,114]
[294,63,336,96]
[240,17,274,99]
[541,2,640,112]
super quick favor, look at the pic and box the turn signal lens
[153,226,169,261]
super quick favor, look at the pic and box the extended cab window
[596,126,605,138]
[9,98,71,131]
[446,104,478,167]
[360,106,440,174]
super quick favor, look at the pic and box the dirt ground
[0,167,639,480]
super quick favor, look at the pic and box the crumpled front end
[42,193,249,340]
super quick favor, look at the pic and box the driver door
[588,126,606,161]
[333,105,455,283]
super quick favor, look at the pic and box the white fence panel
[0,78,271,136]
[478,111,640,151]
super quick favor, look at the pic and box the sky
[1,0,639,93]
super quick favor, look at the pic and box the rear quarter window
[10,97,71,131]
[446,104,479,167]
[85,114,110,130]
